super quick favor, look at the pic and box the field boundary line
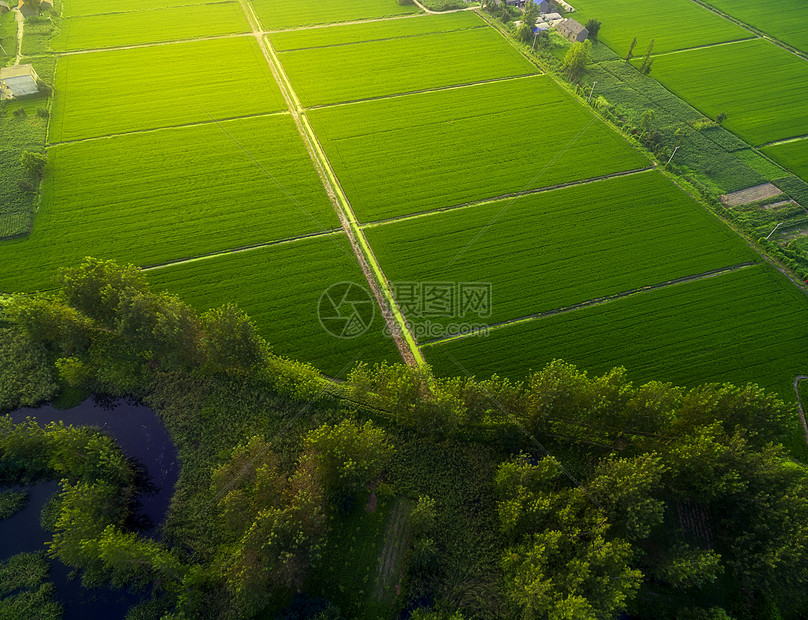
[361,167,654,230]
[410,0,480,16]
[795,376,808,447]
[303,72,541,111]
[141,229,344,272]
[54,31,255,56]
[648,36,756,58]
[46,110,291,147]
[762,134,808,149]
[264,12,430,35]
[422,261,759,347]
[238,0,424,367]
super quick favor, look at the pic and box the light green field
[763,139,808,184]
[572,0,751,56]
[251,0,419,30]
[0,116,338,292]
[647,39,808,146]
[425,264,808,401]
[702,0,808,53]
[279,26,537,107]
[63,0,215,18]
[365,171,757,328]
[51,3,250,52]
[308,75,648,221]
[147,235,400,377]
[50,37,285,142]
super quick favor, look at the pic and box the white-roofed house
[0,64,40,99]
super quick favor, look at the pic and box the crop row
[250,0,419,31]
[424,264,808,401]
[50,37,284,142]
[701,0,808,54]
[308,75,648,221]
[0,115,337,291]
[365,171,757,330]
[63,0,217,18]
[146,233,400,377]
[278,26,538,107]
[269,11,483,52]
[51,3,250,52]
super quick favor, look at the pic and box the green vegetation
[425,264,808,401]
[0,488,27,519]
[0,552,61,619]
[50,37,285,142]
[278,26,537,107]
[572,0,751,56]
[146,234,401,377]
[250,0,419,30]
[701,0,808,53]
[0,325,58,411]
[269,12,483,51]
[367,171,756,326]
[644,39,808,146]
[309,75,648,220]
[0,115,337,291]
[63,0,215,18]
[764,139,808,184]
[0,10,17,65]
[51,3,250,52]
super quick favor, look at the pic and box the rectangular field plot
[269,11,483,51]
[424,265,808,401]
[308,76,648,221]
[0,115,338,292]
[63,0,216,18]
[50,37,285,142]
[278,27,537,107]
[251,0,419,30]
[647,39,808,146]
[763,139,808,184]
[702,0,808,54]
[146,235,402,377]
[51,3,250,52]
[365,171,757,329]
[572,0,751,56]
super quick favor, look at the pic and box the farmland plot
[251,0,419,30]
[269,11,483,51]
[646,39,808,146]
[50,37,285,142]
[147,234,400,377]
[0,116,338,292]
[278,27,537,107]
[424,265,808,401]
[701,0,808,54]
[51,3,250,52]
[571,0,751,56]
[63,0,216,18]
[308,76,648,221]
[763,139,808,184]
[365,171,757,329]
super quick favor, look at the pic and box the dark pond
[0,396,179,619]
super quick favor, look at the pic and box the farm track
[361,167,654,230]
[796,376,808,447]
[648,36,755,58]
[410,0,479,16]
[762,134,808,149]
[235,0,423,366]
[422,261,759,346]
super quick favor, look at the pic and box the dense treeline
[1,257,807,619]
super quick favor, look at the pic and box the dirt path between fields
[236,0,422,366]
[422,261,759,346]
[13,7,23,64]
[373,498,410,602]
[795,376,808,447]
[411,0,479,16]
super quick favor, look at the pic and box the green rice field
[51,3,250,52]
[0,116,337,292]
[251,0,419,31]
[425,264,808,401]
[763,139,808,184]
[571,0,751,56]
[308,75,648,220]
[63,0,217,18]
[269,11,483,51]
[147,234,401,377]
[365,171,757,327]
[278,27,537,107]
[646,39,808,146]
[50,37,285,142]
[702,0,808,53]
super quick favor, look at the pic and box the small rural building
[536,0,550,13]
[557,17,589,42]
[0,64,39,99]
[556,0,575,12]
[533,22,550,34]
[0,2,11,13]
[543,11,563,23]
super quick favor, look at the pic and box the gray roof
[560,17,587,35]
[3,75,38,97]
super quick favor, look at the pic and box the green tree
[657,544,723,590]
[625,36,637,62]
[584,18,601,41]
[20,151,46,178]
[639,39,655,74]
[523,0,540,28]
[562,39,591,82]
[200,303,267,372]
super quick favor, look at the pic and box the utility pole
[587,81,597,103]
[766,222,784,240]
[666,145,680,165]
